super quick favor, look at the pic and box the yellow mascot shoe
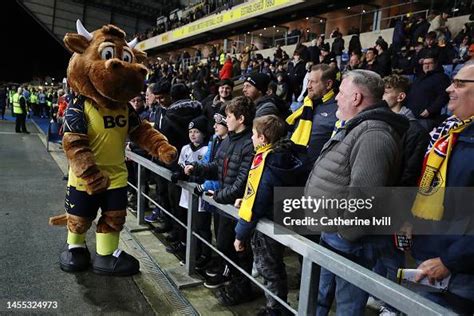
[92,233,140,276]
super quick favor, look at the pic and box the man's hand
[184,165,194,175]
[420,109,430,118]
[415,257,451,285]
[234,239,245,252]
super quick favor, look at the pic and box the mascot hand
[129,123,177,165]
[156,143,177,165]
[84,168,110,195]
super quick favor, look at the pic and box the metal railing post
[136,164,145,225]
[298,256,320,315]
[185,190,198,274]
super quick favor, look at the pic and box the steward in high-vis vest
[219,51,226,66]
[29,90,39,117]
[13,87,29,133]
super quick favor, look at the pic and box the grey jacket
[304,102,409,241]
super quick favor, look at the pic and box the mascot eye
[101,46,115,60]
[122,51,132,63]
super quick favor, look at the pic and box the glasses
[214,113,227,125]
[452,79,474,88]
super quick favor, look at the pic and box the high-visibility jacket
[219,53,225,66]
[30,93,38,104]
[12,93,25,114]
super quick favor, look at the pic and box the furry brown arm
[63,132,110,194]
[129,122,177,165]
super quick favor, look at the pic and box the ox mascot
[49,20,177,276]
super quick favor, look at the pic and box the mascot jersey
[64,97,140,191]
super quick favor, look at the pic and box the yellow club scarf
[239,143,273,222]
[411,116,473,220]
[286,90,335,147]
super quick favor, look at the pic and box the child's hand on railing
[184,165,194,175]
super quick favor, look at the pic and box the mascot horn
[49,20,177,276]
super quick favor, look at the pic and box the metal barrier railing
[126,150,455,316]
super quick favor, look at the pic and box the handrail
[126,150,455,316]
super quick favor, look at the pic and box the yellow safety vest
[30,93,38,104]
[12,93,25,114]
[219,53,225,65]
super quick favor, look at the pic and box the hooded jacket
[235,139,305,240]
[397,106,430,186]
[255,95,291,120]
[304,101,409,241]
[157,99,202,152]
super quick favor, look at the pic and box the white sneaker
[366,296,383,310]
[379,306,398,316]
[251,262,259,278]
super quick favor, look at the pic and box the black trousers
[216,214,253,276]
[15,113,27,132]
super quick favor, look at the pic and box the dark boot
[92,250,140,276]
[59,245,91,272]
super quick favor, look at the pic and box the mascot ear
[133,48,147,63]
[64,33,90,54]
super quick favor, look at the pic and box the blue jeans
[316,233,378,316]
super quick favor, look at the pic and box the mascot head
[64,20,147,108]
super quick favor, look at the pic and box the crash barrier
[126,151,454,315]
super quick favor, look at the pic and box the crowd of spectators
[16,8,470,316]
[121,10,474,316]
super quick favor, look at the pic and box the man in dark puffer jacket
[185,96,255,305]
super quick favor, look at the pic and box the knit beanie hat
[188,116,208,135]
[244,73,270,94]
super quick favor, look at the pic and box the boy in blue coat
[234,115,304,316]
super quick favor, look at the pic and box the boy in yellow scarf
[234,115,304,314]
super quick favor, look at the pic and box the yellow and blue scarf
[286,90,335,147]
[239,143,273,222]
[411,116,473,220]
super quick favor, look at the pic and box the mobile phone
[394,233,412,251]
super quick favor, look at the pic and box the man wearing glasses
[411,64,474,314]
[405,54,451,131]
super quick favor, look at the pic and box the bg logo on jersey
[103,115,126,128]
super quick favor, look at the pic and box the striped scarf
[286,90,335,147]
[411,115,473,220]
[239,143,273,222]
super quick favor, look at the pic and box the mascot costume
[49,20,177,276]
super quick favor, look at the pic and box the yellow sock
[96,232,119,256]
[67,231,86,246]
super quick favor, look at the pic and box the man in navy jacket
[412,64,474,314]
